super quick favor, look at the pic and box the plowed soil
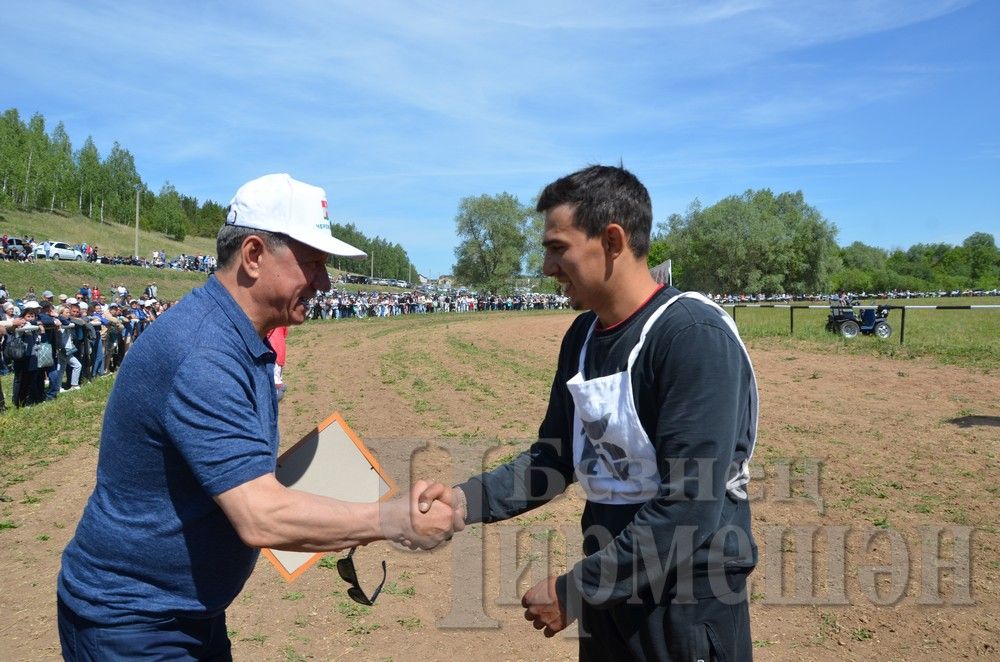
[1,311,997,661]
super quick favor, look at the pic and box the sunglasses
[337,547,387,606]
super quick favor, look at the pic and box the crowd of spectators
[0,276,570,411]
[304,289,569,319]
[0,280,170,411]
[5,269,995,411]
[706,288,1000,305]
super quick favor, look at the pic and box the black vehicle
[342,274,369,285]
[826,303,892,339]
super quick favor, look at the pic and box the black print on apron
[568,292,759,505]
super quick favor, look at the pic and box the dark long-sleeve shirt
[457,286,757,612]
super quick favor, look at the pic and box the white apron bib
[568,292,759,505]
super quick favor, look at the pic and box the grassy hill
[0,208,218,301]
[0,260,210,302]
[0,208,420,300]
[0,208,218,258]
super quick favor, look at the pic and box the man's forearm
[457,441,573,525]
[215,474,454,552]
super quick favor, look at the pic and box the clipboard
[261,412,398,581]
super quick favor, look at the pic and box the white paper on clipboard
[261,412,397,581]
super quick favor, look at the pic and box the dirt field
[1,311,997,661]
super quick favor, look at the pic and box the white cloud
[0,0,987,272]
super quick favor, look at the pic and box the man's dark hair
[536,165,652,257]
[216,223,291,268]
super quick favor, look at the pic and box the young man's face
[542,204,608,311]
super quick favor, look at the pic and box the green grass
[382,581,416,597]
[0,371,114,488]
[0,259,211,303]
[723,296,1000,372]
[852,627,875,641]
[0,208,215,301]
[0,294,992,491]
[0,209,426,304]
[1,208,218,258]
[396,617,422,631]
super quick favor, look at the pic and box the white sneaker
[71,385,81,391]
[60,388,70,393]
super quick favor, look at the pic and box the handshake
[376,480,570,636]
[379,481,467,551]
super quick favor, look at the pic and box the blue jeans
[58,597,232,661]
[90,339,105,378]
[46,359,64,400]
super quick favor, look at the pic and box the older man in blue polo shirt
[57,174,457,660]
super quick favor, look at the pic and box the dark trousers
[577,574,752,662]
[13,368,45,407]
[58,597,233,661]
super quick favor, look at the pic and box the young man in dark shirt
[422,165,759,660]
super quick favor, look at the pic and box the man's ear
[604,223,628,259]
[240,235,267,281]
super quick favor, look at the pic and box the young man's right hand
[380,480,462,550]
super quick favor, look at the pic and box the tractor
[826,303,892,339]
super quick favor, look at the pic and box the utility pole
[134,188,140,258]
[22,148,32,207]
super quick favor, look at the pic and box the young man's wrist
[452,485,469,525]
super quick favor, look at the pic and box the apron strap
[576,318,599,374]
[623,290,761,500]
[625,292,689,372]
[574,291,758,500]
[678,292,760,499]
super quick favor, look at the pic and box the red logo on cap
[322,199,329,220]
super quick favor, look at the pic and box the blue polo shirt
[58,276,278,624]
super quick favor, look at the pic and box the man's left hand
[522,575,570,637]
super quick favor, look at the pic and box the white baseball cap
[22,300,40,310]
[226,173,366,259]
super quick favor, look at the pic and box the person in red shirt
[266,326,288,401]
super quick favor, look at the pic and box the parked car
[34,241,84,261]
[4,237,31,257]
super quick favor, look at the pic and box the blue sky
[2,0,997,276]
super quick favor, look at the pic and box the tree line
[329,221,416,282]
[0,108,416,277]
[5,107,992,289]
[452,189,999,295]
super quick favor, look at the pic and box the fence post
[731,305,737,325]
[899,307,906,345]
[789,306,794,336]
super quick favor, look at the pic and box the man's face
[69,304,81,318]
[542,204,608,311]
[259,239,331,327]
